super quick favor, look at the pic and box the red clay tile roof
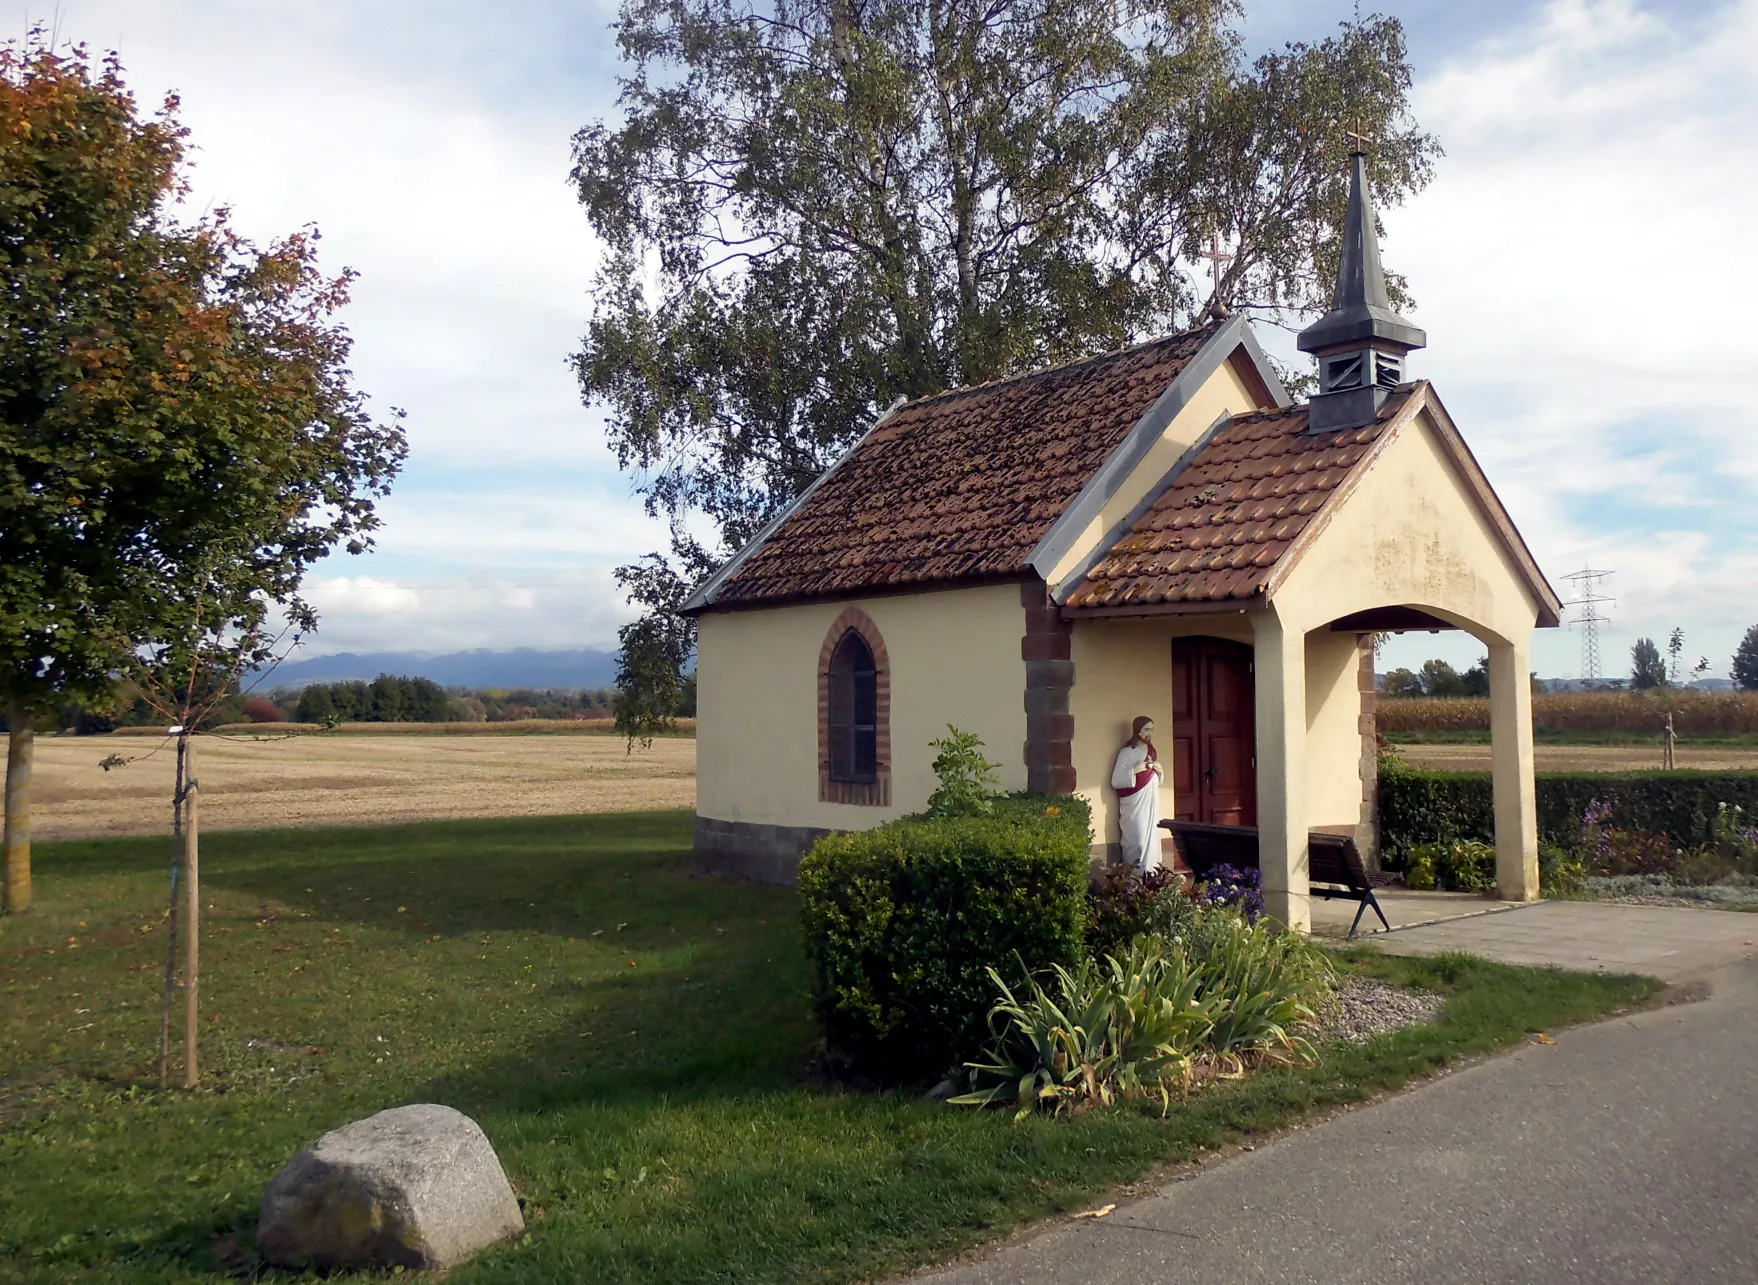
[1063,387,1416,611]
[707,326,1218,608]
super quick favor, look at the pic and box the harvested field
[109,718,697,736]
[27,733,696,841]
[1398,742,1758,774]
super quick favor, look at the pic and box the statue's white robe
[1110,745,1162,870]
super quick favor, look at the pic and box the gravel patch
[1305,978,1443,1045]
[1580,875,1758,912]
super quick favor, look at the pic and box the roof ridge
[895,323,1219,412]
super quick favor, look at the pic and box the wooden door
[1170,638,1257,827]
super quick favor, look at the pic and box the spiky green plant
[950,939,1219,1120]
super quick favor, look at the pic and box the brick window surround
[819,607,891,806]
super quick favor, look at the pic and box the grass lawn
[1,812,1661,1284]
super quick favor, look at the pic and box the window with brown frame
[818,608,890,806]
[826,630,878,783]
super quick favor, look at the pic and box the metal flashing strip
[1049,409,1235,607]
[1237,322,1293,408]
[1027,314,1284,584]
[680,396,907,615]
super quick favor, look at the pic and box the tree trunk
[183,736,200,1088]
[4,697,33,914]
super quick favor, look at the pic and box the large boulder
[258,1103,524,1271]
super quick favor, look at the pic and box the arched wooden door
[1170,637,1257,826]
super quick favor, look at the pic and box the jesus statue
[1110,715,1164,870]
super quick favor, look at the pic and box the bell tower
[1298,147,1426,432]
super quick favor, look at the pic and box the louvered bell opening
[1321,352,1365,394]
[1374,350,1403,390]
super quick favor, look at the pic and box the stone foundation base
[695,815,830,887]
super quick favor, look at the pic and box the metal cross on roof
[1198,231,1233,296]
[1343,126,1374,154]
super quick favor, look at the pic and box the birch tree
[572,1,1437,734]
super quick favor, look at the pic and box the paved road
[914,959,1758,1285]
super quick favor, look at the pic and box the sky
[14,0,1757,680]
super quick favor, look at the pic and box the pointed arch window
[827,632,878,782]
[818,608,890,806]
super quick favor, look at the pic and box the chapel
[683,151,1560,930]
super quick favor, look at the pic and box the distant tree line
[286,679,693,725]
[1380,625,1758,699]
[293,676,457,724]
[4,674,699,734]
[1380,658,1491,699]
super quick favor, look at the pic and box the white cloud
[303,576,420,616]
[26,1,631,475]
[299,570,634,654]
[23,2,1757,674]
[372,489,668,564]
[22,2,665,654]
[1372,0,1758,678]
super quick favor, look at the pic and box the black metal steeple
[1297,148,1426,432]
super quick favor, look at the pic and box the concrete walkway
[1368,899,1758,981]
[1309,887,1523,938]
[912,958,1758,1284]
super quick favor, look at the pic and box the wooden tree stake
[4,697,33,914]
[157,735,186,1088]
[183,736,201,1088]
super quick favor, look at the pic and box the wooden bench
[1158,820,1393,938]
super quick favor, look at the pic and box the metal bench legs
[1348,889,1392,939]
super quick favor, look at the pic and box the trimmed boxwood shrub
[798,793,1090,1080]
[1380,766,1758,862]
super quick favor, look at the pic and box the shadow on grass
[34,811,696,881]
[201,811,823,1114]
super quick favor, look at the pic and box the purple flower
[1199,864,1265,921]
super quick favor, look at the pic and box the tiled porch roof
[1063,388,1415,610]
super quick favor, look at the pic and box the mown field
[109,719,698,737]
[0,812,1658,1284]
[29,734,696,842]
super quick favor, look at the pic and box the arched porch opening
[1249,596,1538,932]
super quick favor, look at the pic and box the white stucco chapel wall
[695,583,1028,831]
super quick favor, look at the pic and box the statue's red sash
[1116,758,1157,798]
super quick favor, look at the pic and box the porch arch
[1250,595,1539,932]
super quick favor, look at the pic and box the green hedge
[1380,767,1758,860]
[798,793,1091,1080]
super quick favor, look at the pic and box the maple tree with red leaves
[0,34,406,916]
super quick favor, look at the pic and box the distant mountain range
[257,648,620,692]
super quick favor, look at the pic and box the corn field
[1379,691,1758,736]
